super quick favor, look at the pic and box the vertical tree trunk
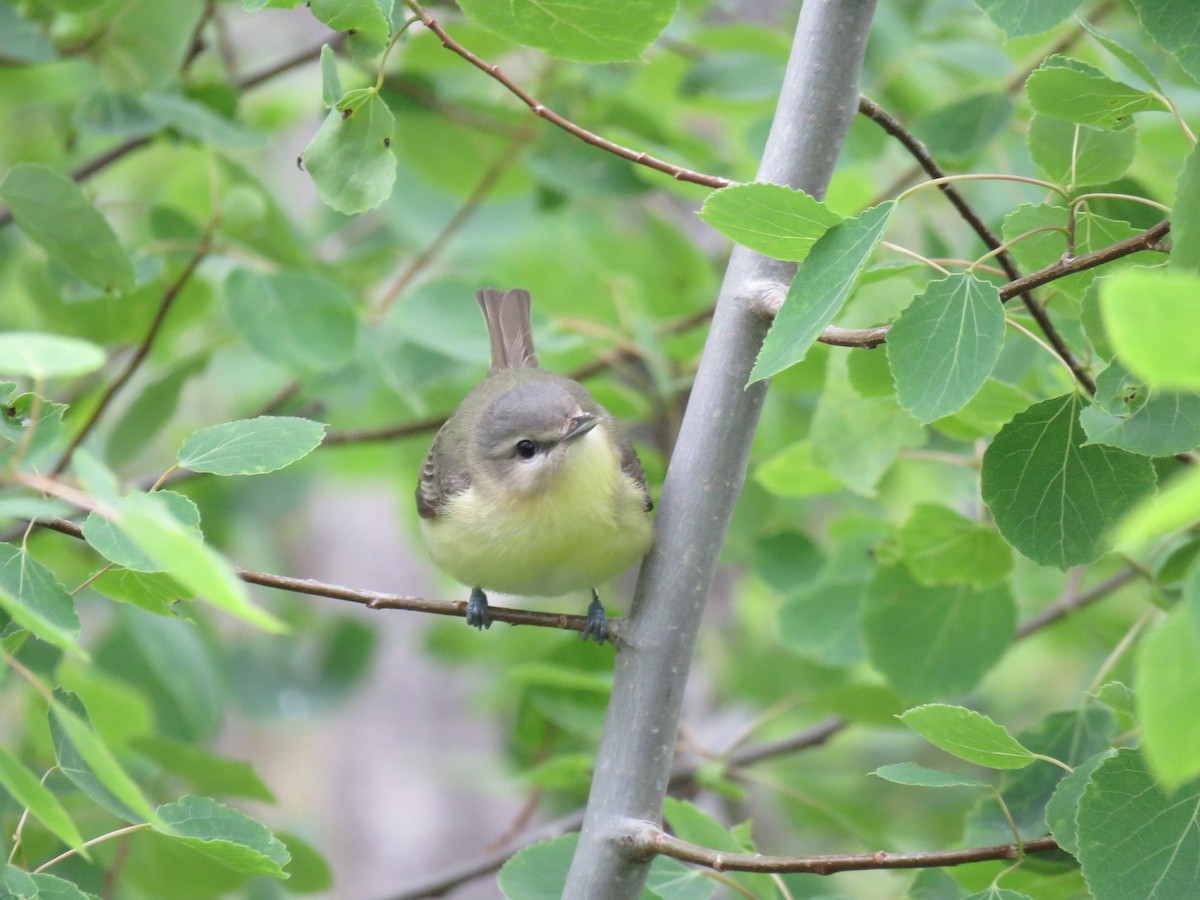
[563,1,879,896]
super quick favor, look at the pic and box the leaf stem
[895,173,1067,205]
[375,17,421,91]
[33,823,152,874]
[881,241,951,275]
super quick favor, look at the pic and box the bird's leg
[466,587,492,630]
[582,589,607,644]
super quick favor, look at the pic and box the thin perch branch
[632,824,1058,875]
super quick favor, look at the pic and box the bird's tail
[477,288,539,373]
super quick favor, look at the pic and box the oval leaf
[301,89,396,214]
[154,795,290,878]
[177,416,326,476]
[0,333,107,380]
[0,745,87,853]
[0,543,82,655]
[1101,269,1200,390]
[981,394,1157,568]
[899,704,1038,770]
[751,201,895,383]
[698,182,842,263]
[887,273,1005,423]
[871,762,988,789]
[82,490,201,573]
[0,163,136,294]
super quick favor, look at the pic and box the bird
[415,288,654,643]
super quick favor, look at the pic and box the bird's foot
[582,590,607,644]
[466,587,492,630]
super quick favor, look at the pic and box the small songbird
[415,288,654,643]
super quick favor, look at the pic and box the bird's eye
[515,439,538,459]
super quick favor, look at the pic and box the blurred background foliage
[1,0,1198,898]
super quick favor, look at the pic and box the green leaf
[1115,464,1200,552]
[90,569,185,616]
[661,798,775,898]
[49,693,143,823]
[301,89,396,214]
[892,504,1013,589]
[887,273,1005,423]
[871,762,988,789]
[0,544,81,655]
[0,333,106,380]
[1026,56,1168,129]
[0,2,57,62]
[863,566,1016,700]
[0,163,136,294]
[309,0,389,50]
[153,796,289,877]
[83,490,201,573]
[141,92,264,149]
[644,856,716,900]
[750,201,895,383]
[224,270,357,374]
[1027,116,1137,189]
[1168,144,1200,271]
[753,441,841,498]
[899,704,1038,769]
[1101,268,1200,389]
[50,693,157,822]
[1078,748,1200,899]
[934,377,1032,441]
[974,0,1082,37]
[177,416,327,476]
[1004,204,1149,301]
[777,579,865,665]
[116,492,284,633]
[697,182,842,262]
[1046,749,1115,856]
[277,831,333,894]
[1080,361,1200,456]
[981,394,1157,568]
[458,0,676,63]
[963,889,1033,900]
[1079,18,1162,92]
[1136,606,1200,792]
[808,356,926,497]
[1131,0,1200,82]
[912,93,1013,163]
[133,737,274,802]
[498,834,577,899]
[320,44,342,109]
[0,744,86,853]
[1,868,95,900]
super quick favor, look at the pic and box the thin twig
[632,824,1059,875]
[51,237,213,475]
[858,96,1097,394]
[400,0,731,190]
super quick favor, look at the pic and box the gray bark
[562,1,879,896]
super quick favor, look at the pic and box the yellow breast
[420,429,653,597]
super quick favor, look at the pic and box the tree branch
[857,95,1097,393]
[562,3,878,896]
[51,237,212,475]
[631,823,1059,875]
[400,0,731,190]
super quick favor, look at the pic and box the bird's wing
[619,438,654,512]
[416,421,472,519]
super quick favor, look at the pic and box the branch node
[744,281,789,321]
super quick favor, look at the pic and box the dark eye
[515,439,538,459]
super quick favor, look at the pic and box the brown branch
[858,95,1097,394]
[632,824,1059,875]
[51,237,212,475]
[1015,567,1139,638]
[401,0,731,190]
[236,33,347,91]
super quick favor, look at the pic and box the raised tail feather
[476,288,539,373]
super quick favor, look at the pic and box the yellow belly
[420,433,653,596]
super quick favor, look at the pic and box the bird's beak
[563,413,598,442]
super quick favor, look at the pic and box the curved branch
[631,823,1059,875]
[400,0,731,190]
[857,95,1097,393]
